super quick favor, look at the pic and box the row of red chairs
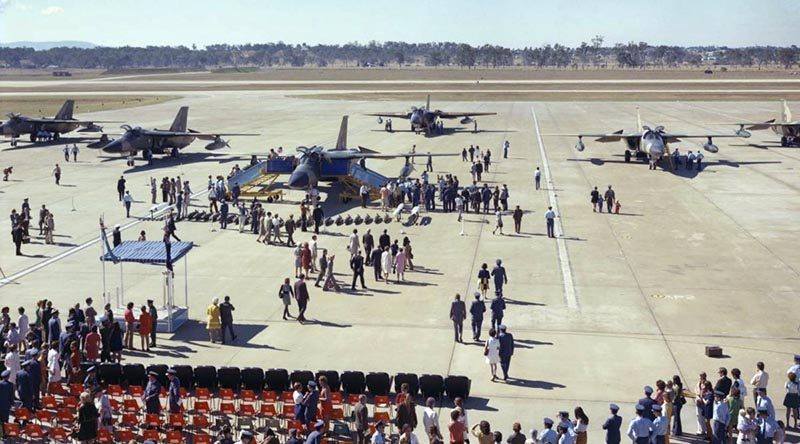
[3,423,214,444]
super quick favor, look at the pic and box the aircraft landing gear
[782,136,788,147]
[53,132,60,141]
[624,150,632,163]
[29,133,36,142]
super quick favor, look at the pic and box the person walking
[76,391,99,443]
[53,164,61,185]
[206,297,221,343]
[280,278,294,320]
[312,205,324,235]
[470,292,485,342]
[294,275,310,323]
[426,152,433,172]
[497,325,514,381]
[449,294,466,343]
[491,260,507,297]
[123,191,133,218]
[490,293,505,331]
[604,186,615,214]
[117,176,126,201]
[219,296,237,344]
[512,206,523,234]
[492,210,504,235]
[545,206,556,238]
[315,249,328,287]
[484,328,500,381]
[350,250,367,290]
[534,167,541,190]
[370,246,383,282]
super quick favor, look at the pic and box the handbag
[483,344,489,356]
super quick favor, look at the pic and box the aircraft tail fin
[55,100,74,120]
[334,115,348,150]
[636,106,643,130]
[782,100,793,123]
[426,94,431,111]
[169,107,189,132]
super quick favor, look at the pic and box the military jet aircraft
[365,95,496,135]
[259,116,456,189]
[544,109,745,169]
[728,100,800,147]
[99,106,258,158]
[1,100,116,144]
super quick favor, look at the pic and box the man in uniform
[755,406,778,444]
[219,296,237,344]
[449,294,466,343]
[711,390,730,444]
[147,300,158,348]
[756,387,775,419]
[0,370,12,426]
[362,229,374,266]
[237,430,257,444]
[491,259,508,297]
[545,207,556,238]
[167,368,181,414]
[638,386,656,420]
[25,349,41,409]
[83,365,99,392]
[469,292,485,342]
[626,404,653,444]
[143,371,162,415]
[498,325,514,381]
[16,360,35,411]
[540,418,557,444]
[651,404,667,444]
[306,420,325,444]
[601,403,622,444]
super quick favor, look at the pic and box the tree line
[0,38,797,70]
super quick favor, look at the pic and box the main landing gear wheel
[624,151,632,163]
[781,136,788,147]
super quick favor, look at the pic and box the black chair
[122,363,146,388]
[146,364,169,387]
[365,372,391,396]
[241,367,265,392]
[98,362,122,386]
[217,367,242,390]
[194,365,218,390]
[315,370,341,392]
[290,370,315,388]
[444,375,471,400]
[171,365,194,390]
[264,368,290,392]
[340,371,366,395]
[394,373,419,396]
[419,374,445,399]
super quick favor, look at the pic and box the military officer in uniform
[539,418,557,444]
[143,371,162,415]
[167,368,182,413]
[711,391,730,444]
[16,360,35,411]
[755,406,778,444]
[602,403,622,444]
[651,405,667,444]
[626,404,653,444]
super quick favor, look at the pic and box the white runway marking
[531,106,578,309]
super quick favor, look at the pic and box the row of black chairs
[84,363,471,400]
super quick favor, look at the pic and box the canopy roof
[101,240,193,264]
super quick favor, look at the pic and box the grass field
[0,95,181,116]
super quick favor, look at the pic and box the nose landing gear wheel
[624,150,632,163]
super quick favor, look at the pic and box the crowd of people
[9,198,56,256]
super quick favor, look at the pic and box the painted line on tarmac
[531,106,578,310]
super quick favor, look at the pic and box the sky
[0,0,797,48]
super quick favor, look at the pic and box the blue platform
[350,163,391,188]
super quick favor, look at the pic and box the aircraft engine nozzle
[703,143,719,153]
[575,141,586,152]
[460,117,474,125]
[205,139,229,150]
[735,129,752,138]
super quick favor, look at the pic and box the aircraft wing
[26,118,121,124]
[144,130,260,139]
[542,130,637,142]
[661,132,744,143]
[364,112,412,119]
[437,111,497,119]
[740,121,799,130]
[326,151,459,160]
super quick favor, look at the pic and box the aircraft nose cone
[649,142,665,157]
[288,171,309,189]
[410,115,422,124]
[102,139,123,153]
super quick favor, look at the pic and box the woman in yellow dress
[206,297,221,343]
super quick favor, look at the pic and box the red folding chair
[123,398,141,413]
[281,391,295,405]
[62,396,79,409]
[41,394,59,410]
[144,412,162,428]
[49,426,68,442]
[96,428,114,443]
[374,395,390,411]
[110,398,121,413]
[193,400,211,415]
[56,408,74,426]
[24,423,45,440]
[116,429,136,442]
[129,385,144,398]
[14,406,32,423]
[194,387,211,401]
[3,423,21,439]
[68,383,83,396]
[35,409,54,426]
[240,389,257,405]
[143,428,161,442]
[168,413,186,428]
[120,412,139,428]
[262,390,278,406]
[374,412,391,433]
[218,401,236,417]
[47,382,66,396]
[165,430,184,443]
[193,433,212,444]
[192,414,210,433]
[107,384,124,398]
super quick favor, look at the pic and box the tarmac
[1,89,799,442]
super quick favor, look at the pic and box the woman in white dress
[736,407,756,444]
[484,328,501,381]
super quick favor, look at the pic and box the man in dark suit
[638,386,655,420]
[469,292,485,342]
[602,403,622,444]
[16,360,34,410]
[350,250,366,290]
[378,229,391,250]
[449,294,466,343]
[0,370,13,424]
[362,230,374,265]
[714,367,732,396]
[370,247,383,281]
[294,275,310,322]
[498,325,514,380]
